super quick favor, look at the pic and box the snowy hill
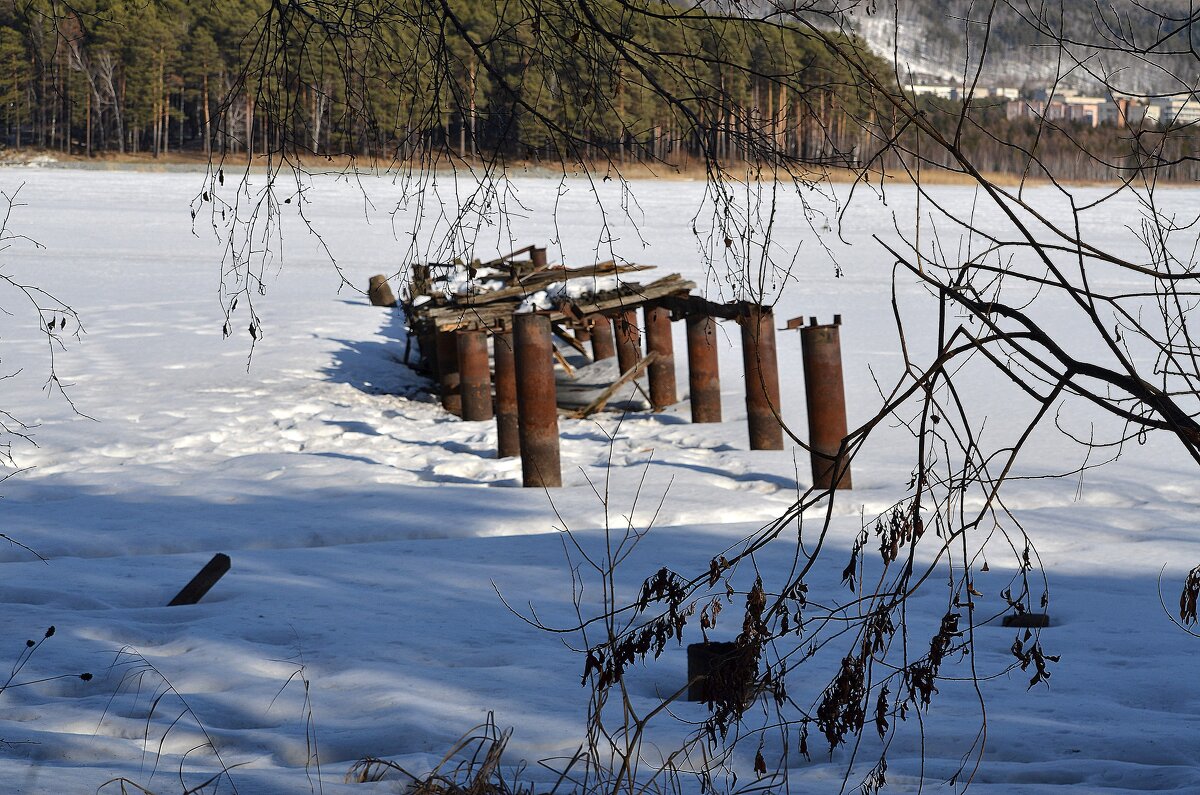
[839,0,1200,94]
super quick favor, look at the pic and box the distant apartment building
[1006,89,1144,128]
[1144,96,1200,127]
[907,83,956,99]
[984,87,1020,100]
[906,83,1021,102]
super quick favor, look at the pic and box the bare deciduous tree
[196,1,1200,791]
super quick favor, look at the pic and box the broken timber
[569,353,658,419]
[421,273,694,333]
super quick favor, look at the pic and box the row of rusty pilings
[389,304,849,493]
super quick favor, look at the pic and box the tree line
[4,0,1195,183]
[0,1,885,167]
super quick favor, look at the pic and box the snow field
[0,166,1196,792]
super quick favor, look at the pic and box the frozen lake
[0,165,1198,793]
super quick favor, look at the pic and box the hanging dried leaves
[1181,566,1200,625]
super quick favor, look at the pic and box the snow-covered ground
[0,166,1198,794]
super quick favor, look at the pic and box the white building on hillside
[1145,96,1200,127]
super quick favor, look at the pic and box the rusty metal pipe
[801,318,852,489]
[457,329,493,422]
[436,329,462,416]
[740,306,783,450]
[531,247,548,268]
[514,313,562,487]
[644,304,677,409]
[590,313,617,362]
[686,315,722,423]
[493,327,520,458]
[615,308,641,375]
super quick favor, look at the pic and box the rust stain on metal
[514,313,562,487]
[644,304,677,409]
[801,319,852,489]
[686,315,722,423]
[741,306,784,450]
[457,329,493,422]
[493,328,520,458]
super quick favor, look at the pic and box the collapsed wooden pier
[369,244,851,490]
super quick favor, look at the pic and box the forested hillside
[0,1,881,166]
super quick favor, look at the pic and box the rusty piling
[644,304,677,409]
[436,329,462,416]
[590,314,617,362]
[493,326,520,458]
[457,329,493,421]
[531,246,548,269]
[686,315,722,423]
[514,313,562,487]
[740,306,783,450]
[615,309,641,374]
[801,316,852,489]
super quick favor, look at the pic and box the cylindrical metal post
[686,315,722,423]
[531,247,548,269]
[457,329,493,421]
[801,318,852,489]
[644,304,677,409]
[615,308,641,374]
[740,306,783,450]
[590,314,617,362]
[514,313,562,487]
[436,329,462,416]
[493,327,520,458]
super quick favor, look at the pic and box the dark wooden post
[168,554,231,606]
[409,264,431,300]
[457,329,493,421]
[686,315,722,423]
[801,316,852,489]
[643,304,677,409]
[367,275,397,307]
[741,306,783,450]
[493,326,520,458]
[590,313,617,362]
[436,329,462,416]
[417,326,439,376]
[615,308,641,374]
[514,313,562,487]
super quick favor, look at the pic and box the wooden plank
[561,275,696,317]
[419,275,697,332]
[482,245,535,267]
[657,293,760,321]
[552,323,591,358]
[569,353,657,419]
[455,264,656,307]
[168,553,231,606]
